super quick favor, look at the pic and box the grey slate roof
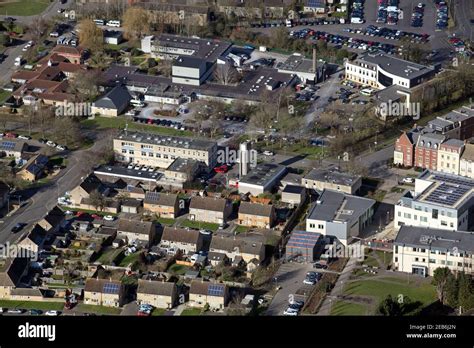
[144,192,178,207]
[161,226,201,245]
[117,219,154,235]
[395,225,474,254]
[137,279,176,296]
[94,85,131,110]
[210,235,263,255]
[307,189,375,223]
[190,196,228,212]
[239,201,274,217]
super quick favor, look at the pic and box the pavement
[316,248,359,316]
[451,0,474,41]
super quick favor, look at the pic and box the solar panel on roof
[1,141,16,150]
[208,284,224,297]
[103,283,120,294]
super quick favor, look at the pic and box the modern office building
[306,190,375,246]
[395,171,474,231]
[113,130,218,169]
[393,225,474,276]
[344,52,437,90]
[302,167,362,194]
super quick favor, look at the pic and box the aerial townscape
[0,0,473,323]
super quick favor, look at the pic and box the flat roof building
[238,163,287,196]
[393,225,474,276]
[306,189,375,245]
[302,167,362,195]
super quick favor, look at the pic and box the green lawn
[82,116,194,137]
[167,263,189,275]
[151,308,166,316]
[374,250,393,269]
[180,219,219,231]
[0,300,63,311]
[234,225,249,234]
[76,304,122,315]
[156,217,175,226]
[118,252,142,267]
[0,0,50,16]
[330,301,368,315]
[0,89,11,104]
[180,307,202,316]
[361,255,379,268]
[343,279,437,314]
[96,248,123,265]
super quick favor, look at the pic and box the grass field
[0,300,63,311]
[118,252,142,267]
[180,307,202,316]
[151,308,166,316]
[76,304,122,315]
[0,0,50,16]
[180,219,219,231]
[167,263,190,275]
[343,278,436,314]
[96,248,123,265]
[330,301,368,315]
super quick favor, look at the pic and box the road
[0,133,109,245]
[451,0,474,41]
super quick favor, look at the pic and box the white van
[130,99,146,108]
[360,88,374,96]
[93,19,105,26]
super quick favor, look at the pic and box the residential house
[209,235,265,263]
[189,280,229,310]
[69,174,105,206]
[137,280,178,309]
[17,224,47,256]
[91,85,132,117]
[460,143,474,179]
[189,196,232,224]
[238,202,276,229]
[37,206,65,234]
[120,198,142,214]
[117,219,156,244]
[52,45,85,64]
[0,139,27,159]
[83,278,124,307]
[0,257,29,299]
[207,252,228,267]
[17,154,48,182]
[143,192,179,218]
[9,288,45,301]
[437,139,465,175]
[393,127,423,167]
[160,227,203,254]
[414,133,446,170]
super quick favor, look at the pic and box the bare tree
[122,7,150,40]
[78,19,104,53]
[214,63,238,85]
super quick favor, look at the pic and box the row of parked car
[435,0,448,30]
[0,308,60,316]
[133,117,186,131]
[249,18,343,29]
[350,0,365,24]
[411,3,425,28]
[351,25,429,43]
[377,0,399,25]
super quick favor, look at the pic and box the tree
[457,272,474,312]
[432,267,454,305]
[89,189,106,212]
[214,63,238,86]
[378,295,403,316]
[78,19,104,52]
[68,69,101,102]
[28,16,47,43]
[0,33,11,47]
[122,7,150,40]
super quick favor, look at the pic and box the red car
[91,214,100,219]
[75,211,87,217]
[214,165,228,174]
[5,132,17,138]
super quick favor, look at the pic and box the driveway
[265,262,313,316]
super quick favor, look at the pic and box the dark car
[11,223,25,233]
[29,309,43,315]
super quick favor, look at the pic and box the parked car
[29,309,43,315]
[7,309,24,314]
[18,135,31,140]
[103,215,115,221]
[45,310,60,316]
[402,177,415,184]
[11,223,25,233]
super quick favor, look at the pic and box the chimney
[312,48,317,73]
